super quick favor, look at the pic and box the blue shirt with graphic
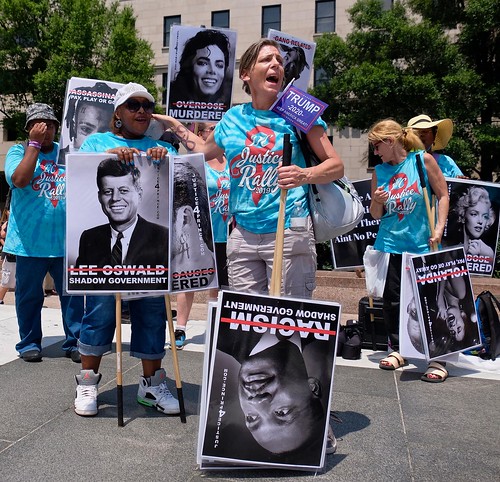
[4,142,66,257]
[80,131,177,156]
[433,152,463,178]
[374,150,432,254]
[205,162,230,243]
[213,103,327,234]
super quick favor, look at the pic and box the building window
[262,5,281,37]
[315,1,335,33]
[382,0,394,10]
[212,10,230,28]
[163,15,181,48]
[314,67,328,87]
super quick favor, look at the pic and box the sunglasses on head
[124,99,155,113]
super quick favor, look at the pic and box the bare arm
[11,123,46,188]
[424,152,449,246]
[152,114,224,161]
[278,125,344,189]
[369,171,388,219]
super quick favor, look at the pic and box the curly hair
[171,29,230,102]
[455,186,495,230]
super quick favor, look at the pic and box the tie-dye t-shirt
[374,150,432,254]
[4,142,66,257]
[213,103,327,234]
[80,131,177,156]
[205,162,230,243]
[433,152,463,178]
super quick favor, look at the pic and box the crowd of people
[1,31,481,466]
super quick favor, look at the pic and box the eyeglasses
[372,140,385,151]
[124,99,155,113]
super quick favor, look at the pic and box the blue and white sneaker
[174,329,186,349]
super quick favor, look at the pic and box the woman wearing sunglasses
[79,82,173,165]
[73,83,181,419]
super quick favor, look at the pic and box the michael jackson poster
[167,25,237,122]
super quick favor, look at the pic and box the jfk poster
[58,77,123,166]
[441,178,500,277]
[167,25,237,122]
[405,247,481,361]
[199,290,340,470]
[65,152,170,294]
[331,179,379,269]
[169,153,218,293]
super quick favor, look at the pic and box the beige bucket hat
[407,114,453,150]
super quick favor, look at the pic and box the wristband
[28,140,42,149]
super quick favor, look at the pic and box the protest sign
[65,153,169,293]
[331,179,378,269]
[199,290,340,470]
[271,84,327,133]
[167,25,237,122]
[408,247,481,361]
[441,178,500,276]
[169,153,218,293]
[267,29,316,93]
[58,78,123,165]
[399,252,427,360]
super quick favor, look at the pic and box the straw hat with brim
[407,114,453,151]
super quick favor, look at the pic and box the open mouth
[202,78,218,86]
[110,205,126,213]
[266,74,280,85]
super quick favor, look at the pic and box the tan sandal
[421,361,448,383]
[379,352,406,370]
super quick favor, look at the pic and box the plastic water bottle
[290,201,307,231]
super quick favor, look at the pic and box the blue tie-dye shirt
[4,142,66,257]
[213,103,327,234]
[374,150,432,254]
[205,162,230,243]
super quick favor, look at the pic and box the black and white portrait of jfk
[76,157,168,268]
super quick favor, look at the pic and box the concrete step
[188,270,500,321]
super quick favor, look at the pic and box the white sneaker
[326,424,337,455]
[74,369,102,416]
[137,368,180,415]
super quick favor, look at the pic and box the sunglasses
[201,126,216,133]
[124,99,155,113]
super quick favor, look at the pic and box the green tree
[0,0,156,139]
[311,0,497,178]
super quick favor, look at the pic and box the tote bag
[295,129,364,242]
